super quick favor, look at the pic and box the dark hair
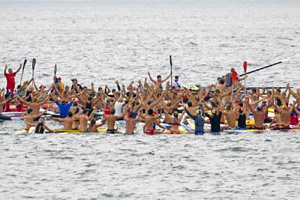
[157,75,161,79]
[67,111,73,117]
[188,102,193,107]
[74,107,79,114]
[110,108,116,115]
[129,111,134,118]
[220,79,225,84]
[28,109,33,114]
[211,102,217,108]
[88,97,92,101]
[4,94,9,98]
[90,118,96,126]
[239,102,243,107]
[73,102,78,107]
[83,109,88,114]
[175,76,179,79]
[148,109,153,115]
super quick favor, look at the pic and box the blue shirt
[56,101,73,118]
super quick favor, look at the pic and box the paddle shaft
[170,55,173,85]
[239,61,282,77]
[20,59,27,85]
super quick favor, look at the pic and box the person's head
[74,107,79,114]
[38,118,45,124]
[106,98,111,104]
[231,68,235,72]
[147,100,152,105]
[166,101,172,107]
[39,85,45,90]
[157,75,162,81]
[148,109,153,115]
[8,68,13,74]
[215,89,220,95]
[256,106,262,111]
[129,111,134,118]
[282,104,288,110]
[110,108,116,115]
[188,102,193,107]
[130,100,135,107]
[220,79,225,85]
[17,85,21,89]
[83,86,87,92]
[211,101,217,108]
[83,109,88,115]
[73,102,78,107]
[239,107,244,113]
[4,94,9,99]
[212,109,217,115]
[118,97,123,103]
[262,101,267,106]
[57,77,61,82]
[196,109,202,116]
[267,90,272,96]
[32,97,38,102]
[98,87,103,92]
[112,89,116,93]
[115,91,120,97]
[127,85,133,91]
[88,96,92,101]
[124,99,129,105]
[226,104,231,110]
[222,75,226,80]
[175,76,179,82]
[173,111,178,118]
[239,102,243,107]
[72,78,78,84]
[276,88,281,94]
[28,108,33,114]
[65,86,69,92]
[29,86,34,91]
[62,100,67,105]
[217,77,221,83]
[90,118,96,126]
[67,111,73,118]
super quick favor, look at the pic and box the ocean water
[0,0,300,199]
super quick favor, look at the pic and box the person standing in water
[4,64,22,94]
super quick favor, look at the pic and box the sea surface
[0,0,300,199]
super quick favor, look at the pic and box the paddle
[170,55,173,85]
[231,70,237,100]
[239,61,282,77]
[54,64,57,77]
[243,61,247,92]
[32,58,36,79]
[19,59,27,85]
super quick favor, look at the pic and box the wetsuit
[206,112,222,133]
[236,114,247,129]
[85,101,93,116]
[185,107,205,135]
[35,123,45,134]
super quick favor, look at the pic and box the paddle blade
[170,55,172,66]
[232,71,238,83]
[23,59,27,70]
[243,61,247,73]
[32,58,36,69]
[54,64,57,76]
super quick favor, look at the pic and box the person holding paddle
[4,64,22,95]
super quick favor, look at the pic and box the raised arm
[147,72,156,84]
[15,63,22,74]
[161,72,172,83]
[184,107,196,120]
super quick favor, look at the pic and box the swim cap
[196,110,202,115]
[212,109,217,114]
[282,104,287,109]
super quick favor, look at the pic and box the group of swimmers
[2,64,300,134]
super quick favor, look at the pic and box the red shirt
[5,72,16,90]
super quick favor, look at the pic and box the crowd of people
[1,63,300,134]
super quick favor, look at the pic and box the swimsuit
[106,129,116,134]
[170,130,180,134]
[145,129,154,135]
